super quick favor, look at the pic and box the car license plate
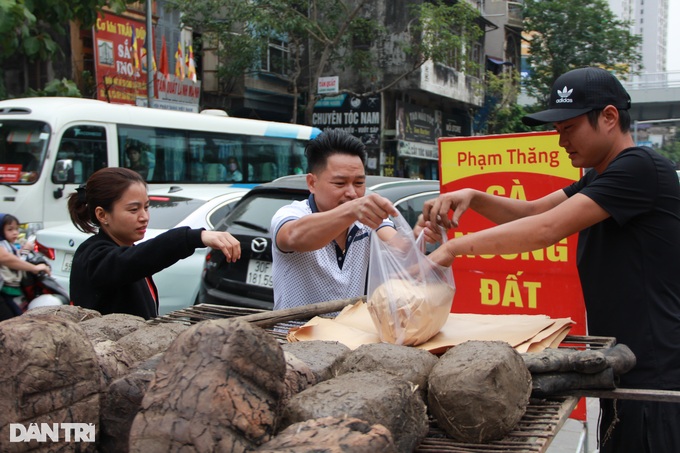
[62,253,73,273]
[246,259,273,288]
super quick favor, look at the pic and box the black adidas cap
[522,67,631,127]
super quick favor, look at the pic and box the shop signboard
[396,101,464,161]
[442,112,466,137]
[312,94,381,146]
[92,12,199,109]
[317,76,339,94]
[93,13,148,104]
[396,101,438,144]
[154,73,201,106]
[134,97,199,113]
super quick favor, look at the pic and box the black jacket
[70,227,204,319]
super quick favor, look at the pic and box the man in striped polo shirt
[272,129,418,311]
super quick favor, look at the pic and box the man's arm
[276,193,398,252]
[428,193,608,267]
[423,188,567,229]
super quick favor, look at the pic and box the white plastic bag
[366,215,455,346]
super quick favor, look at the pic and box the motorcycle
[21,250,70,309]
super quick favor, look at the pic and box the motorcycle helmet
[27,294,66,310]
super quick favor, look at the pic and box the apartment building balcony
[418,61,484,107]
[483,0,523,30]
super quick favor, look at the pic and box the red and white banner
[93,12,199,109]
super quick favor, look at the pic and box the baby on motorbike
[0,213,51,321]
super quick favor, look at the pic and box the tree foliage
[24,77,81,97]
[477,70,532,135]
[169,0,484,124]
[0,0,130,61]
[415,0,483,74]
[0,0,132,98]
[658,129,680,168]
[168,0,262,91]
[523,0,642,105]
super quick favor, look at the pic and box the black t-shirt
[564,147,680,389]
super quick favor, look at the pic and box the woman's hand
[201,231,242,263]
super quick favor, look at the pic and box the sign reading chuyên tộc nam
[312,94,381,146]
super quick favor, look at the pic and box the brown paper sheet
[520,318,574,353]
[287,301,574,353]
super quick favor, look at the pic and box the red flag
[158,35,169,79]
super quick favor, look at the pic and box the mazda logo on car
[251,237,268,253]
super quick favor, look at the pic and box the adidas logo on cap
[555,86,573,104]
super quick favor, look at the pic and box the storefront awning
[487,57,514,66]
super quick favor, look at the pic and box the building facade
[2,0,521,181]
[193,0,522,179]
[608,0,668,81]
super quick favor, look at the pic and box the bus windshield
[0,120,50,184]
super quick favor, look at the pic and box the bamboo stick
[235,296,365,327]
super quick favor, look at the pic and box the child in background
[0,214,50,320]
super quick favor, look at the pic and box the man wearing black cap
[421,67,680,452]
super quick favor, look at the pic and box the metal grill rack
[150,303,264,325]
[148,302,612,453]
[416,398,577,453]
[148,303,313,342]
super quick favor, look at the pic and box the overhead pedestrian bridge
[624,71,680,122]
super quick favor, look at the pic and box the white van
[0,97,319,235]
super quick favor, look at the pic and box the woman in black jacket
[67,167,240,319]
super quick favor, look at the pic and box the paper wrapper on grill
[367,278,454,346]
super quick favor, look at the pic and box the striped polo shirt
[271,194,393,311]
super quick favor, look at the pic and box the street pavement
[546,398,600,453]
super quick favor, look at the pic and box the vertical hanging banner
[439,131,587,419]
